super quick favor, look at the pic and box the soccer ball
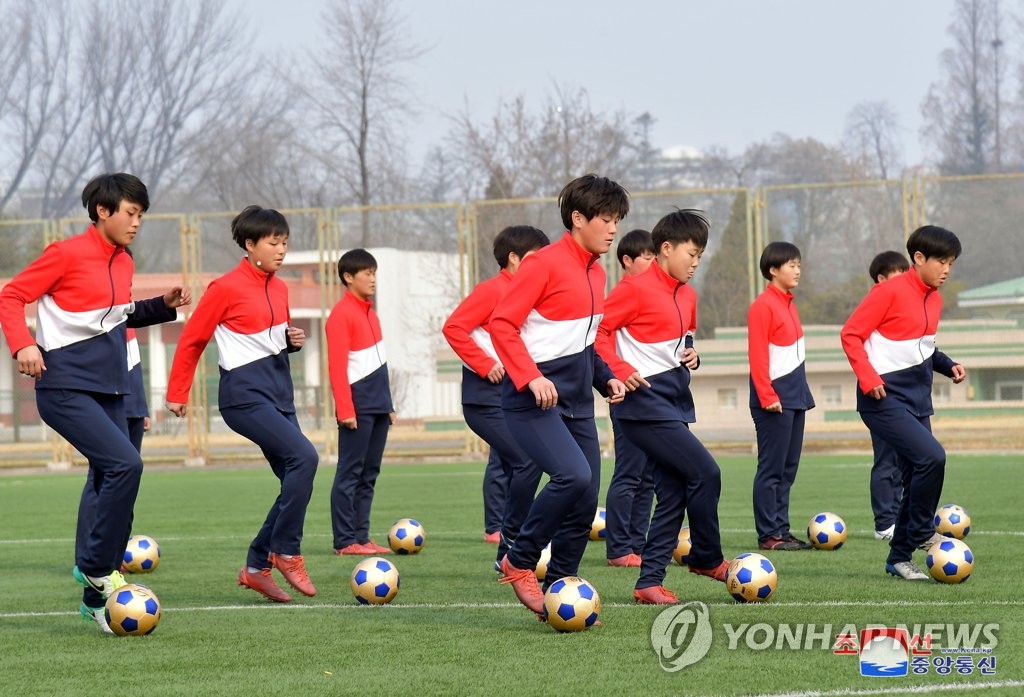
[123,535,161,573]
[934,504,971,539]
[542,576,600,632]
[535,543,551,581]
[350,557,400,604]
[672,526,692,566]
[590,507,606,541]
[725,553,777,603]
[104,583,161,636]
[807,512,847,550]
[387,518,426,554]
[926,538,974,584]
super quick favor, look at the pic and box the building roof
[958,276,1024,307]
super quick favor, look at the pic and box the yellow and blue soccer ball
[725,553,777,603]
[387,518,426,554]
[123,535,161,573]
[934,504,971,539]
[104,583,161,636]
[542,576,600,632]
[672,526,692,566]
[350,557,400,604]
[535,543,551,581]
[590,507,606,541]
[926,538,974,584]
[807,512,847,550]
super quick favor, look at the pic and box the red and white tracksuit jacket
[747,283,815,410]
[325,289,393,421]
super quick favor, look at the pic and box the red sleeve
[595,280,640,381]
[747,299,778,408]
[489,257,547,391]
[325,303,355,421]
[166,281,226,403]
[0,243,66,356]
[442,280,503,378]
[840,286,888,394]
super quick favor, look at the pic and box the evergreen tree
[699,192,752,337]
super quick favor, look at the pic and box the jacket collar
[766,282,794,304]
[559,232,601,267]
[343,288,373,311]
[648,260,685,292]
[236,257,273,282]
[906,268,932,295]
[86,224,121,255]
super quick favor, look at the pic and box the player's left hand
[287,326,306,349]
[606,379,626,404]
[389,411,397,425]
[143,416,151,432]
[163,286,192,309]
[951,364,967,384]
[681,347,699,369]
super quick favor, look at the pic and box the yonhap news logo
[649,601,713,672]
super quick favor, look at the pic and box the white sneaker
[874,525,895,540]
[73,566,127,599]
[79,603,114,634]
[885,560,929,581]
[917,532,945,551]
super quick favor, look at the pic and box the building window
[822,384,842,406]
[717,388,737,409]
[996,382,1024,401]
[932,382,951,403]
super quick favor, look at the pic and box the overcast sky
[246,0,958,166]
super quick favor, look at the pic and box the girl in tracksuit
[167,205,318,603]
[489,175,629,618]
[748,241,815,551]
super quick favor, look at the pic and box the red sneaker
[483,531,501,544]
[238,567,291,603]
[269,553,317,597]
[607,553,642,567]
[688,559,730,583]
[633,585,680,605]
[498,554,545,615]
[335,543,374,555]
[363,540,392,555]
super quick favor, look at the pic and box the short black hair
[615,229,654,269]
[651,209,709,253]
[868,250,909,283]
[338,248,377,285]
[907,225,962,261]
[558,174,630,230]
[81,173,149,222]
[493,226,550,268]
[231,205,289,251]
[759,241,801,280]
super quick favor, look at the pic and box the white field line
[736,681,1024,697]
[2,597,1021,619]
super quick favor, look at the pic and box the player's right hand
[340,416,358,430]
[166,402,187,417]
[528,376,558,410]
[867,385,886,400]
[623,372,650,392]
[15,345,45,379]
[486,363,505,383]
[764,401,782,413]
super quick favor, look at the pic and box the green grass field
[0,452,1020,696]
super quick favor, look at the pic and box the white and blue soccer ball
[104,583,161,636]
[726,553,777,603]
[387,518,426,554]
[926,538,974,584]
[123,535,161,573]
[543,576,600,632]
[350,557,400,604]
[934,504,971,540]
[807,512,847,550]
[590,507,607,541]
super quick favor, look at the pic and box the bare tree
[843,101,903,180]
[291,0,426,246]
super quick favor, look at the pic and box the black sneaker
[758,535,804,551]
[785,533,815,550]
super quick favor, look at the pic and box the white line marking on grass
[2,597,1019,619]
[736,680,1024,697]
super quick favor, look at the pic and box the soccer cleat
[498,555,545,615]
[607,553,642,567]
[688,559,730,582]
[758,536,804,551]
[73,566,127,600]
[886,560,929,581]
[633,585,680,605]
[362,540,392,555]
[237,566,292,602]
[483,531,501,544]
[269,553,317,597]
[334,543,375,555]
[874,525,895,541]
[917,532,945,551]
[79,603,114,635]
[784,533,815,550]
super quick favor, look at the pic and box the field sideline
[0,453,1020,696]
